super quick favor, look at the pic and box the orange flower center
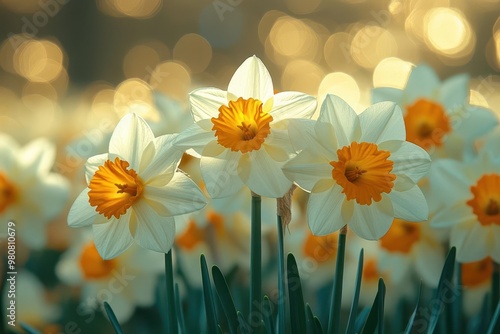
[176,220,205,250]
[302,231,338,263]
[211,97,273,153]
[0,172,17,213]
[380,219,421,253]
[462,257,493,287]
[79,242,118,279]
[466,174,500,226]
[330,142,396,205]
[88,157,144,219]
[404,99,452,151]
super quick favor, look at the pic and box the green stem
[250,193,262,332]
[277,215,286,334]
[328,225,347,334]
[455,262,463,334]
[165,250,178,334]
[493,261,500,319]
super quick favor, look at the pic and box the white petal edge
[307,186,347,236]
[246,149,292,198]
[359,102,405,144]
[68,188,99,227]
[227,55,274,103]
[378,141,431,183]
[282,150,332,192]
[388,184,428,222]
[92,211,134,259]
[348,196,394,240]
[133,200,176,253]
[270,91,317,122]
[189,87,227,122]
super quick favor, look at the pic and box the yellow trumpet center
[0,172,17,214]
[380,219,421,253]
[79,242,118,279]
[330,142,396,205]
[466,174,500,226]
[88,157,144,219]
[302,231,338,263]
[462,257,493,287]
[404,99,452,151]
[211,97,273,153]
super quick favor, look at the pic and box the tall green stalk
[493,261,500,319]
[277,215,286,334]
[165,250,178,334]
[250,193,262,332]
[328,225,347,334]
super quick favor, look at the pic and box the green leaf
[238,311,251,334]
[165,250,178,334]
[20,323,41,334]
[201,254,218,334]
[360,278,385,334]
[328,229,347,334]
[103,301,124,334]
[212,265,239,334]
[306,304,316,334]
[277,215,286,334]
[403,282,422,334]
[174,283,187,334]
[314,316,324,334]
[492,262,499,320]
[250,194,262,330]
[487,301,500,334]
[263,296,275,334]
[287,253,307,334]
[345,249,364,334]
[426,247,456,334]
[354,307,370,334]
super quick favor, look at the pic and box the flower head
[174,55,317,198]
[67,113,207,259]
[283,94,431,240]
[372,64,498,159]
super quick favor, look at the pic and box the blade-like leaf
[403,282,422,334]
[377,279,386,334]
[287,253,307,334]
[250,195,262,329]
[262,296,275,334]
[238,311,251,334]
[314,316,324,334]
[328,228,347,334]
[20,323,41,334]
[487,301,500,334]
[201,254,218,334]
[212,265,239,334]
[104,301,124,334]
[175,283,187,334]
[345,249,364,334]
[354,307,371,334]
[306,304,316,334]
[360,278,385,334]
[277,215,286,334]
[165,250,178,334]
[426,247,456,334]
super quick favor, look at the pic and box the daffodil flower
[430,152,500,262]
[68,113,207,259]
[283,94,431,240]
[174,55,317,198]
[372,64,498,159]
[0,135,69,249]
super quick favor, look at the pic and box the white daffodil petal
[133,201,176,253]
[430,202,475,228]
[404,65,440,102]
[29,173,70,219]
[307,186,346,235]
[349,197,394,240]
[438,73,469,110]
[68,188,98,227]
[200,151,244,198]
[282,150,332,191]
[109,113,154,170]
[143,172,206,217]
[388,185,428,222]
[173,121,216,153]
[85,153,109,184]
[270,91,317,122]
[317,94,360,148]
[189,87,227,122]
[451,222,490,262]
[264,121,295,155]
[413,242,445,287]
[378,252,410,284]
[16,216,46,250]
[247,150,292,198]
[19,138,55,175]
[227,55,274,102]
[288,119,336,158]
[379,141,431,183]
[456,105,498,143]
[359,102,405,143]
[92,212,134,259]
[429,159,471,205]
[371,87,404,105]
[141,134,183,181]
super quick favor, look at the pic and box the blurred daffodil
[174,55,317,198]
[372,64,498,160]
[0,135,69,249]
[68,113,207,259]
[283,95,431,240]
[430,151,500,262]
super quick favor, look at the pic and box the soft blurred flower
[0,135,69,249]
[174,55,317,198]
[430,151,500,262]
[56,232,164,323]
[283,94,431,240]
[67,113,207,259]
[461,257,494,316]
[378,219,445,287]
[372,65,498,160]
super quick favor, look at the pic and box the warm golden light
[173,34,213,74]
[149,61,191,102]
[350,26,398,69]
[318,72,360,112]
[281,60,324,95]
[373,57,414,89]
